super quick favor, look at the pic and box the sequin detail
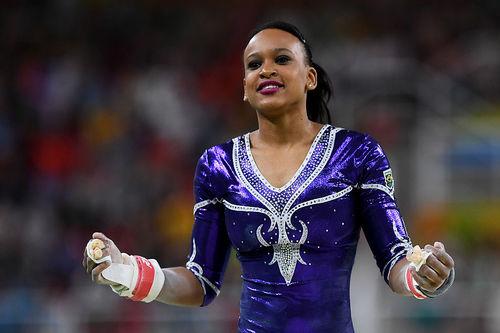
[360,183,394,199]
[230,126,347,285]
[193,198,221,215]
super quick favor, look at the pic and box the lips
[257,80,284,94]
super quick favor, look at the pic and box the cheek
[243,73,257,93]
[287,74,307,94]
[287,67,307,87]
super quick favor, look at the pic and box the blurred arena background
[0,1,499,332]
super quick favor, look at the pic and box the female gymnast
[83,21,455,332]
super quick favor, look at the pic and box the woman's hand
[409,241,454,292]
[82,232,124,285]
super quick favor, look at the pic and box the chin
[253,97,287,113]
[253,98,304,119]
[254,103,287,117]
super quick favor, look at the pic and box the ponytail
[307,62,332,124]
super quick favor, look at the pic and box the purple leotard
[187,125,412,332]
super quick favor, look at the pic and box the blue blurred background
[0,1,499,332]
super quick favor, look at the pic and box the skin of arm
[388,258,412,296]
[156,267,204,306]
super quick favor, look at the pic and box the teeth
[262,85,279,90]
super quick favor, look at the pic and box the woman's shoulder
[203,134,241,161]
[333,126,379,147]
[195,135,242,187]
[198,133,247,172]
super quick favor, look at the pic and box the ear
[306,66,318,91]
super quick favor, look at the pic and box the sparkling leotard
[187,125,412,333]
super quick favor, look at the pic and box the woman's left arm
[356,134,455,298]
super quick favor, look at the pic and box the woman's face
[243,29,317,115]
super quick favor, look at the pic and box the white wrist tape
[104,255,164,303]
[105,254,137,297]
[86,239,164,302]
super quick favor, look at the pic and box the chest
[214,128,366,284]
[223,128,361,253]
[250,145,311,189]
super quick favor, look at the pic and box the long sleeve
[186,149,232,306]
[358,137,412,284]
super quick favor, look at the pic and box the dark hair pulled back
[247,21,333,124]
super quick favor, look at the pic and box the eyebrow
[246,48,294,60]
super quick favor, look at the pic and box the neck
[253,107,321,147]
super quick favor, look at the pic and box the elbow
[187,269,221,307]
[200,293,216,307]
[198,278,221,307]
[196,284,220,307]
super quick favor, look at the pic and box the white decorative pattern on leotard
[222,200,274,220]
[244,125,329,194]
[193,198,221,215]
[285,186,353,224]
[360,172,411,280]
[228,125,350,285]
[384,240,413,280]
[186,239,220,296]
[360,183,394,199]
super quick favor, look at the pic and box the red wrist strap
[131,256,155,301]
[405,267,427,300]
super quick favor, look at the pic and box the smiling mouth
[257,81,284,95]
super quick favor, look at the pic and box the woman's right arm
[83,232,205,307]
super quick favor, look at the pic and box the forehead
[244,29,304,59]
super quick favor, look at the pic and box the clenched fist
[82,232,124,285]
[409,241,454,293]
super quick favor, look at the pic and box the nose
[259,60,277,78]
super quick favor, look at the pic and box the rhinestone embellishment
[230,126,347,285]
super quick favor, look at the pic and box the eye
[247,60,261,70]
[275,55,291,65]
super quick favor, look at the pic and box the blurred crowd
[0,1,499,332]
